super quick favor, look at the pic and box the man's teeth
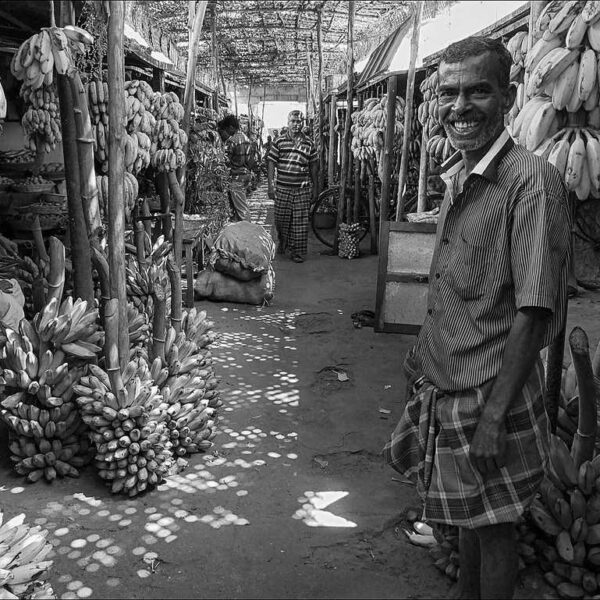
[453,121,478,130]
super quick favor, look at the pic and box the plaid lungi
[274,186,311,257]
[383,359,549,529]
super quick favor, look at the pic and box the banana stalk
[569,327,597,467]
[46,237,65,308]
[103,298,123,396]
[166,252,182,334]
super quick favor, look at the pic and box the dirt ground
[0,186,599,599]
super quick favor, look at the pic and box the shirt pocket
[447,231,496,301]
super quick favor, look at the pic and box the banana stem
[151,294,167,363]
[104,299,123,399]
[91,247,110,319]
[166,251,182,334]
[569,326,598,467]
[46,236,65,307]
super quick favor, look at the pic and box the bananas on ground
[74,360,175,497]
[350,94,405,163]
[0,510,55,599]
[150,307,221,457]
[0,300,101,482]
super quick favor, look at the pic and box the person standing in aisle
[383,37,571,599]
[267,110,318,263]
[217,115,256,222]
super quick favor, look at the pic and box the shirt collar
[440,129,514,187]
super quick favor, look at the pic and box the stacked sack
[149,91,187,172]
[509,0,600,200]
[0,296,103,483]
[350,95,405,163]
[195,222,275,306]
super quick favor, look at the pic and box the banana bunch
[124,80,154,133]
[149,307,221,456]
[74,360,175,497]
[506,30,529,82]
[130,131,151,174]
[128,304,151,349]
[86,79,109,126]
[94,167,138,220]
[0,252,42,318]
[150,91,185,122]
[19,83,61,153]
[350,95,405,162]
[92,120,109,173]
[125,235,172,314]
[527,437,600,598]
[418,72,456,164]
[0,510,55,599]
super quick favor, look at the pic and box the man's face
[288,114,303,134]
[437,53,515,154]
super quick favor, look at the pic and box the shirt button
[435,273,441,279]
[427,309,433,316]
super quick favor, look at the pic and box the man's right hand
[267,187,275,200]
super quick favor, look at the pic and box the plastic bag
[194,267,275,305]
[0,278,25,330]
[208,221,275,280]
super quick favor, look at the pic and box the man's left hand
[469,416,507,475]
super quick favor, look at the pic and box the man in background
[218,115,256,222]
[267,111,318,263]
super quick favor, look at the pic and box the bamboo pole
[107,0,129,371]
[379,74,398,228]
[416,123,429,212]
[395,2,423,221]
[69,73,103,241]
[328,93,337,187]
[353,93,363,224]
[333,0,355,253]
[56,73,95,304]
[247,78,253,131]
[316,5,325,194]
[233,69,238,117]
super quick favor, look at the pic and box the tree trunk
[107,0,129,371]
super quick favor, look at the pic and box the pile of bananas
[151,308,221,456]
[0,295,104,483]
[124,79,156,135]
[0,510,55,599]
[19,84,61,153]
[127,304,151,352]
[337,223,361,259]
[86,78,109,126]
[95,170,138,221]
[74,360,175,497]
[350,95,405,162]
[527,437,600,598]
[418,71,455,164]
[507,0,600,201]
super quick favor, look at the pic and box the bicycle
[310,185,371,248]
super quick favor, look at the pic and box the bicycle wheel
[311,186,370,248]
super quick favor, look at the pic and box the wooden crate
[375,221,437,334]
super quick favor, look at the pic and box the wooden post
[333,0,355,253]
[152,67,165,93]
[327,92,337,187]
[395,2,423,221]
[233,69,238,117]
[368,172,377,254]
[416,123,429,212]
[353,93,363,223]
[379,74,399,229]
[107,0,129,371]
[247,78,253,131]
[316,5,325,194]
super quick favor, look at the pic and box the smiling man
[384,37,571,599]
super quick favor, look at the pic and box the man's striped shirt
[415,129,571,392]
[224,131,252,176]
[267,132,318,188]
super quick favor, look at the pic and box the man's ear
[503,83,518,115]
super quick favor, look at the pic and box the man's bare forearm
[267,162,275,188]
[482,307,549,425]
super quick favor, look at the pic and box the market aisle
[0,182,447,599]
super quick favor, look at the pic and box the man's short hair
[288,110,304,121]
[439,36,512,89]
[217,115,239,131]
